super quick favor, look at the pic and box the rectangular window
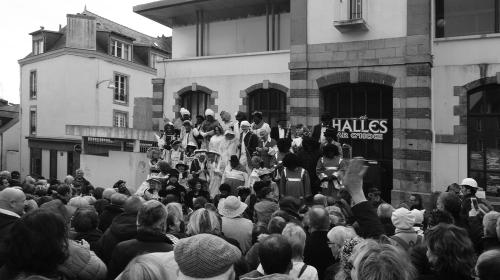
[436,0,500,38]
[30,148,42,177]
[151,53,158,69]
[111,39,131,61]
[33,39,44,55]
[113,111,128,128]
[29,108,37,135]
[113,73,128,104]
[29,71,37,99]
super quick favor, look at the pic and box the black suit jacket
[240,131,259,159]
[270,127,291,142]
[312,124,323,143]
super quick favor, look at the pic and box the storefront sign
[332,116,388,140]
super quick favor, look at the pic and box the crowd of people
[0,109,499,280]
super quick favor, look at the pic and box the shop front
[321,83,394,202]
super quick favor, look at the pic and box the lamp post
[95,80,116,89]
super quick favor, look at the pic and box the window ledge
[333,18,369,33]
[434,33,500,43]
[113,101,129,106]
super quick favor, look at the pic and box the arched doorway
[467,84,500,197]
[180,90,209,118]
[247,88,287,125]
[321,82,393,200]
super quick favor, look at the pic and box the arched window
[468,84,500,196]
[181,90,209,118]
[248,88,287,125]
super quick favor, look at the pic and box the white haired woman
[282,223,319,280]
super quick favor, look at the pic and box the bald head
[123,195,145,214]
[308,207,330,232]
[476,249,500,280]
[0,188,26,216]
[313,194,327,207]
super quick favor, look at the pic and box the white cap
[240,121,251,127]
[180,107,190,116]
[461,178,479,189]
[205,109,215,117]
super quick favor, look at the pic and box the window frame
[29,70,37,99]
[113,110,129,128]
[110,38,132,61]
[180,90,209,119]
[29,106,37,135]
[33,38,44,55]
[247,88,287,126]
[435,0,500,38]
[467,84,500,197]
[113,72,129,106]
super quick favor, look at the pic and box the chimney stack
[65,14,96,50]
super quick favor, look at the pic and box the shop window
[435,0,500,38]
[30,148,42,178]
[247,88,287,126]
[468,84,500,196]
[181,90,209,119]
[114,73,128,104]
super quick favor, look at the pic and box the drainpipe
[266,1,270,51]
[200,10,204,56]
[277,13,280,50]
[271,1,275,50]
[196,10,199,56]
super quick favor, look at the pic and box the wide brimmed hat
[258,168,275,178]
[183,120,193,126]
[218,196,247,218]
[194,149,208,154]
[252,111,263,117]
[171,140,181,146]
[187,142,197,148]
[168,169,179,178]
[207,150,220,156]
[147,175,164,184]
[240,121,251,127]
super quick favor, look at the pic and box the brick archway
[316,70,397,89]
[238,80,290,117]
[173,83,218,118]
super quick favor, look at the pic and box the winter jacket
[94,212,138,264]
[107,230,173,280]
[70,228,103,253]
[0,212,18,242]
[98,204,124,232]
[58,240,106,280]
[304,231,334,280]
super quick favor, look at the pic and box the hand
[469,201,478,217]
[343,157,368,205]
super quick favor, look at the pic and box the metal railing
[83,137,156,156]
[350,0,363,20]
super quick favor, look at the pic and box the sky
[0,0,172,104]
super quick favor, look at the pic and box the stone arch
[173,83,218,118]
[442,73,500,144]
[316,70,396,89]
[239,80,290,114]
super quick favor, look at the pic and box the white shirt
[319,126,327,144]
[0,208,20,218]
[278,127,285,139]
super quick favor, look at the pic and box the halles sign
[332,116,388,140]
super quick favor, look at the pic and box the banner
[332,116,388,141]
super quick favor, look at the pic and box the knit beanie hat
[391,207,416,230]
[174,234,241,278]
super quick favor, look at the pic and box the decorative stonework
[436,74,500,144]
[173,84,218,118]
[239,81,290,118]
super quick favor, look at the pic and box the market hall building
[135,0,500,207]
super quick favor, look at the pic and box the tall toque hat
[174,233,241,278]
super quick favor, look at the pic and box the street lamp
[96,79,116,89]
